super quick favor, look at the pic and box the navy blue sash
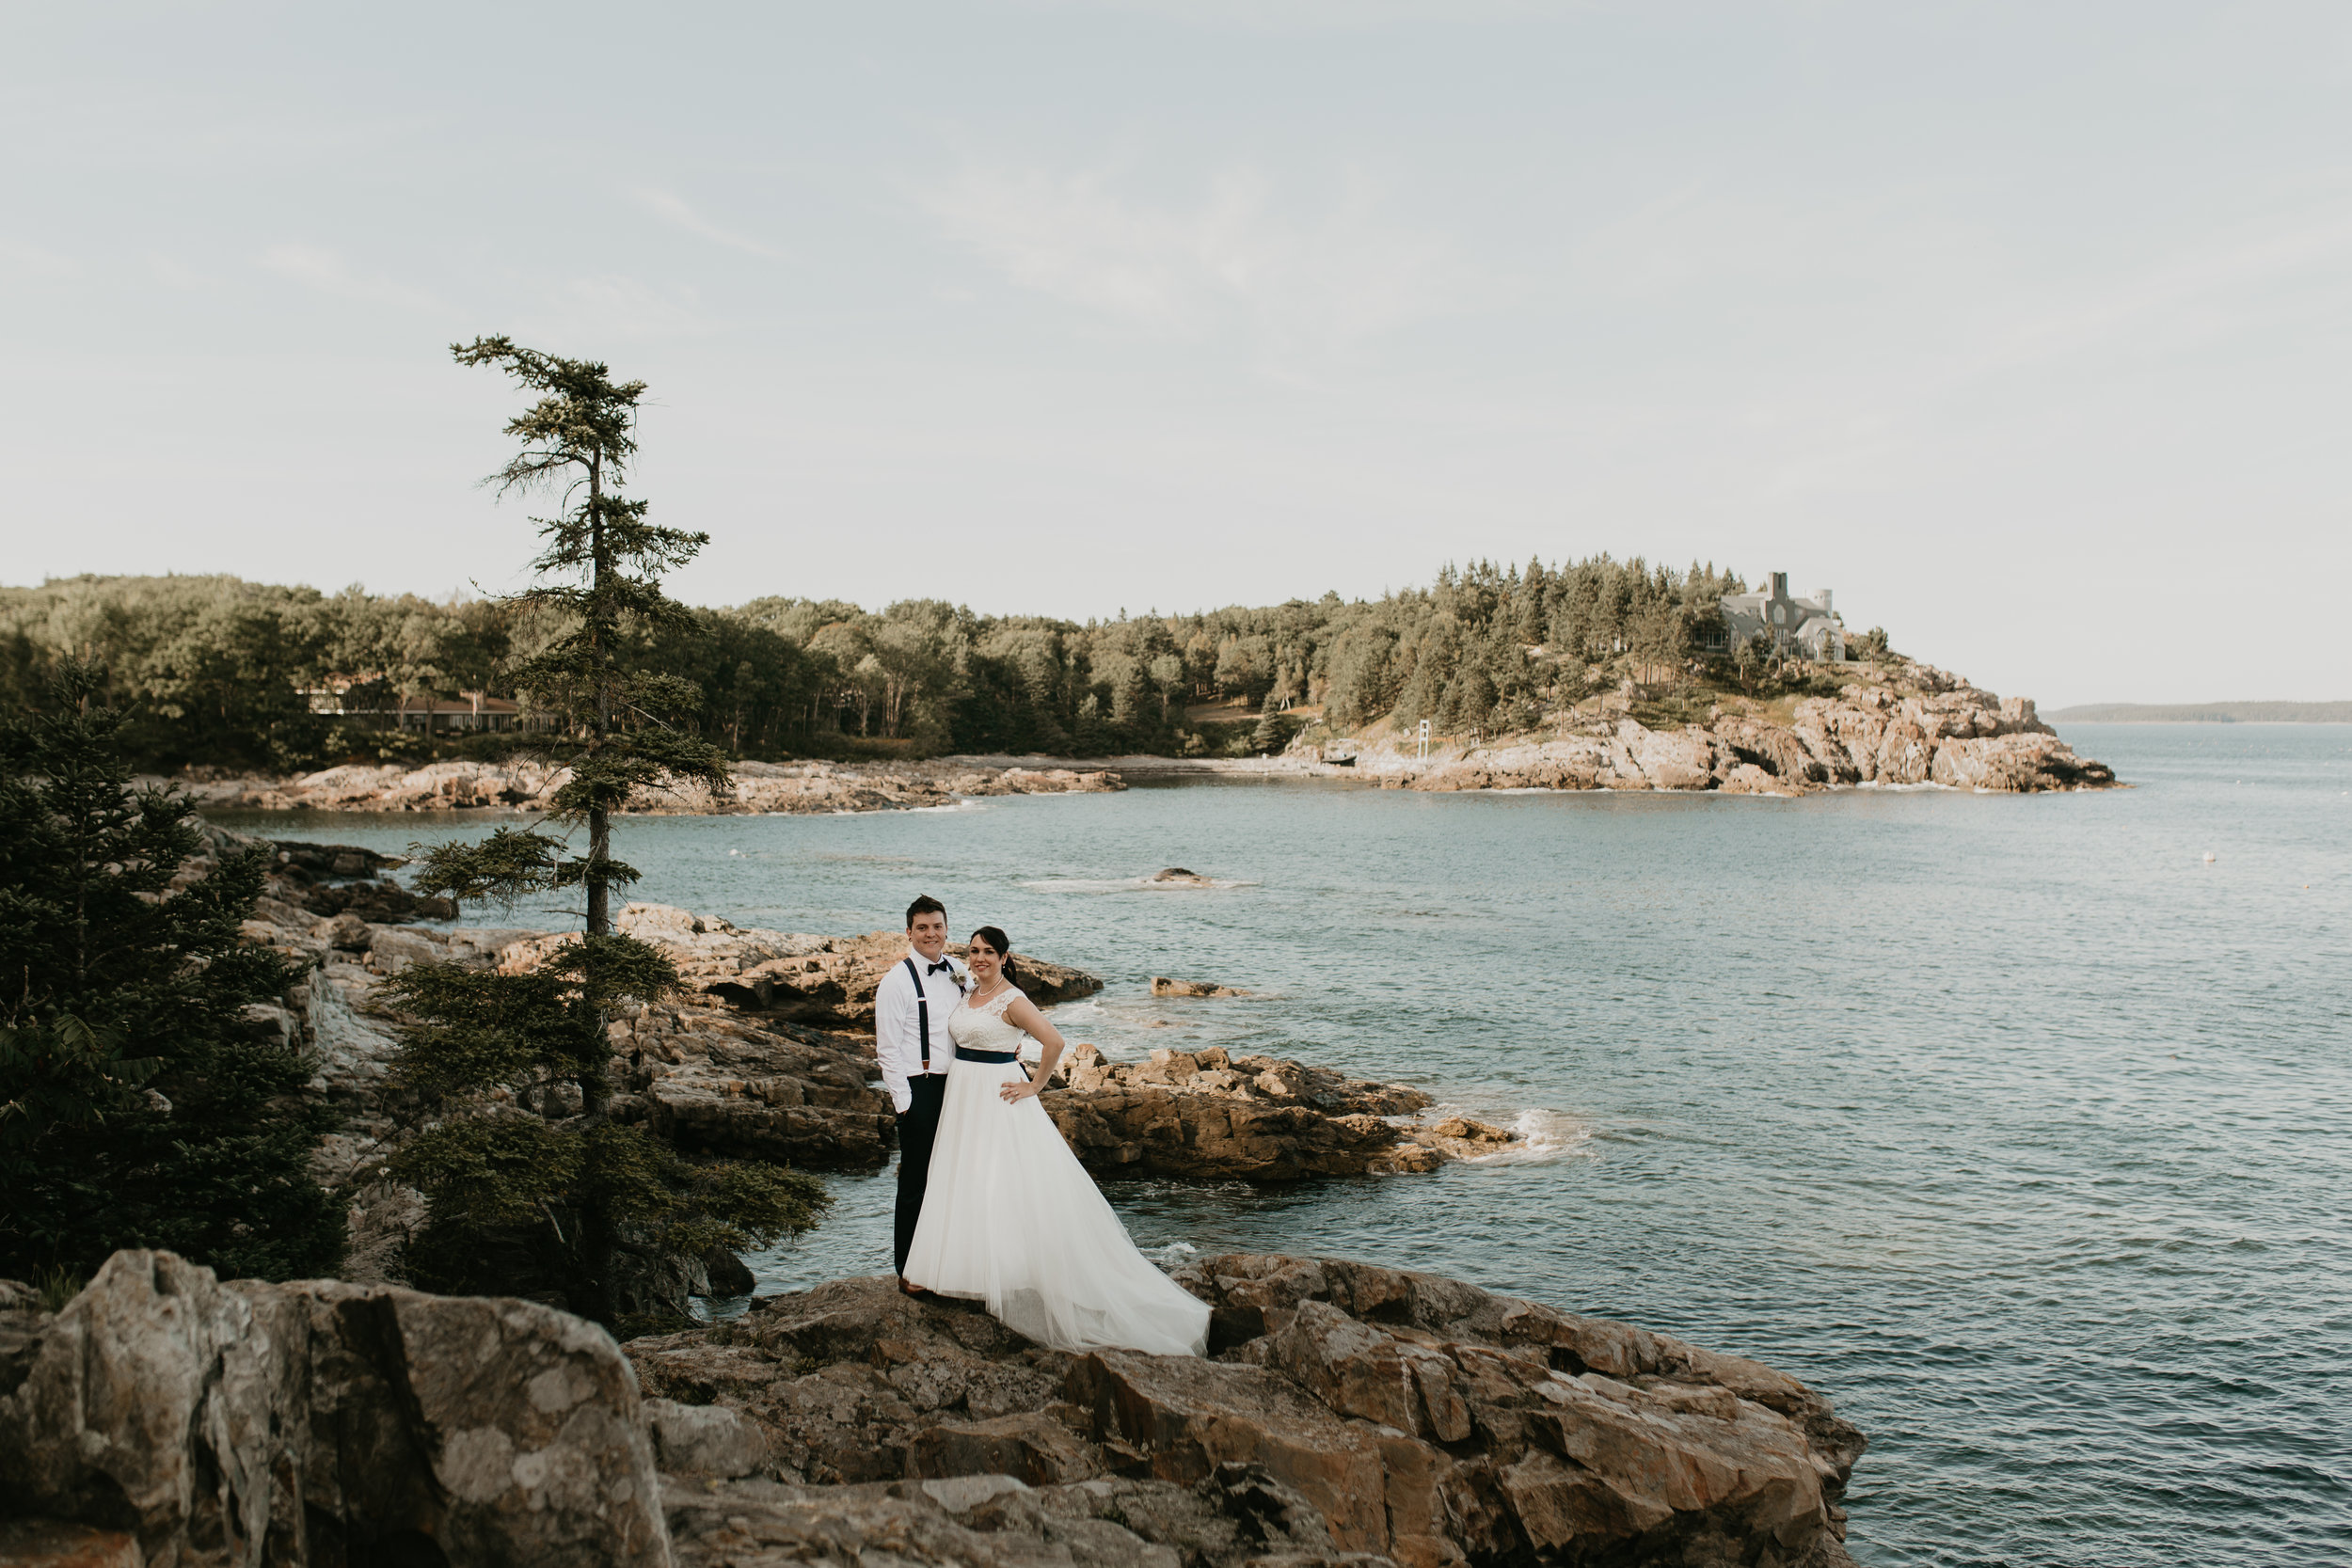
[956,1046,1020,1065]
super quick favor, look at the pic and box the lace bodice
[947,986,1028,1053]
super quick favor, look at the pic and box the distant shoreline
[2047,701,2352,723]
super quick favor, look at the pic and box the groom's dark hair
[905,895,946,927]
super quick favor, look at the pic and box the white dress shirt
[875,948,966,1113]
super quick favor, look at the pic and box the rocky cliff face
[1337,663,2117,796]
[180,758,1123,815]
[1,1249,1867,1567]
[0,1252,670,1568]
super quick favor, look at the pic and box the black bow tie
[927,959,955,974]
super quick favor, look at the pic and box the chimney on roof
[1771,571,1788,600]
[1817,589,1832,613]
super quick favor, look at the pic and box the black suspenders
[903,957,939,1071]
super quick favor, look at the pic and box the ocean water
[218,723,2352,1567]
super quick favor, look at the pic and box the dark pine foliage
[447,334,733,935]
[378,942,826,1329]
[370,342,825,1329]
[6,551,1856,768]
[0,660,342,1282]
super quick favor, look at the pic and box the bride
[901,926,1210,1357]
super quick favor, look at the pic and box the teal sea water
[223,724,2352,1567]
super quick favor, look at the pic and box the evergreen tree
[1630,597,1692,686]
[0,660,342,1282]
[376,342,824,1327]
[444,335,732,934]
[1252,689,1286,751]
[378,931,823,1326]
[1514,559,1549,646]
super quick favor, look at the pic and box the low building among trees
[1712,573,1848,662]
[304,683,540,733]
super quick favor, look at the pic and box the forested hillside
[0,557,1856,768]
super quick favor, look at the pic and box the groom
[877,895,965,1291]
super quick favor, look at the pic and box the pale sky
[5,2,2348,706]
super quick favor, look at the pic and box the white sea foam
[1458,1108,1592,1166]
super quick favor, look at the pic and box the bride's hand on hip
[999,1075,1042,1104]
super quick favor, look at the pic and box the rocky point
[1307,661,2119,796]
[215,840,1522,1297]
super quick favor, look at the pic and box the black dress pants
[893,1073,948,1278]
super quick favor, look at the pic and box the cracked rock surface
[627,1253,1867,1568]
[1336,662,2117,797]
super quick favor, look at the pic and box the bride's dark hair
[969,926,1018,986]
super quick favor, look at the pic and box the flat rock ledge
[1049,1045,1517,1178]
[0,1250,1866,1568]
[179,757,1123,814]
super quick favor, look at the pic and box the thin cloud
[258,244,444,314]
[634,189,787,260]
[924,161,1468,354]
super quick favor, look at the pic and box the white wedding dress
[901,985,1209,1357]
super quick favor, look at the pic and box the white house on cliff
[1715,573,1847,661]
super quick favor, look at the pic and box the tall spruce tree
[1252,689,1286,751]
[376,341,823,1327]
[0,660,342,1282]
[445,335,732,934]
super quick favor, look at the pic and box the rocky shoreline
[1302,662,2117,796]
[181,756,1126,814]
[168,662,2113,816]
[229,840,1525,1291]
[1,1247,1867,1567]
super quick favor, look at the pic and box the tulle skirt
[902,1054,1209,1357]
